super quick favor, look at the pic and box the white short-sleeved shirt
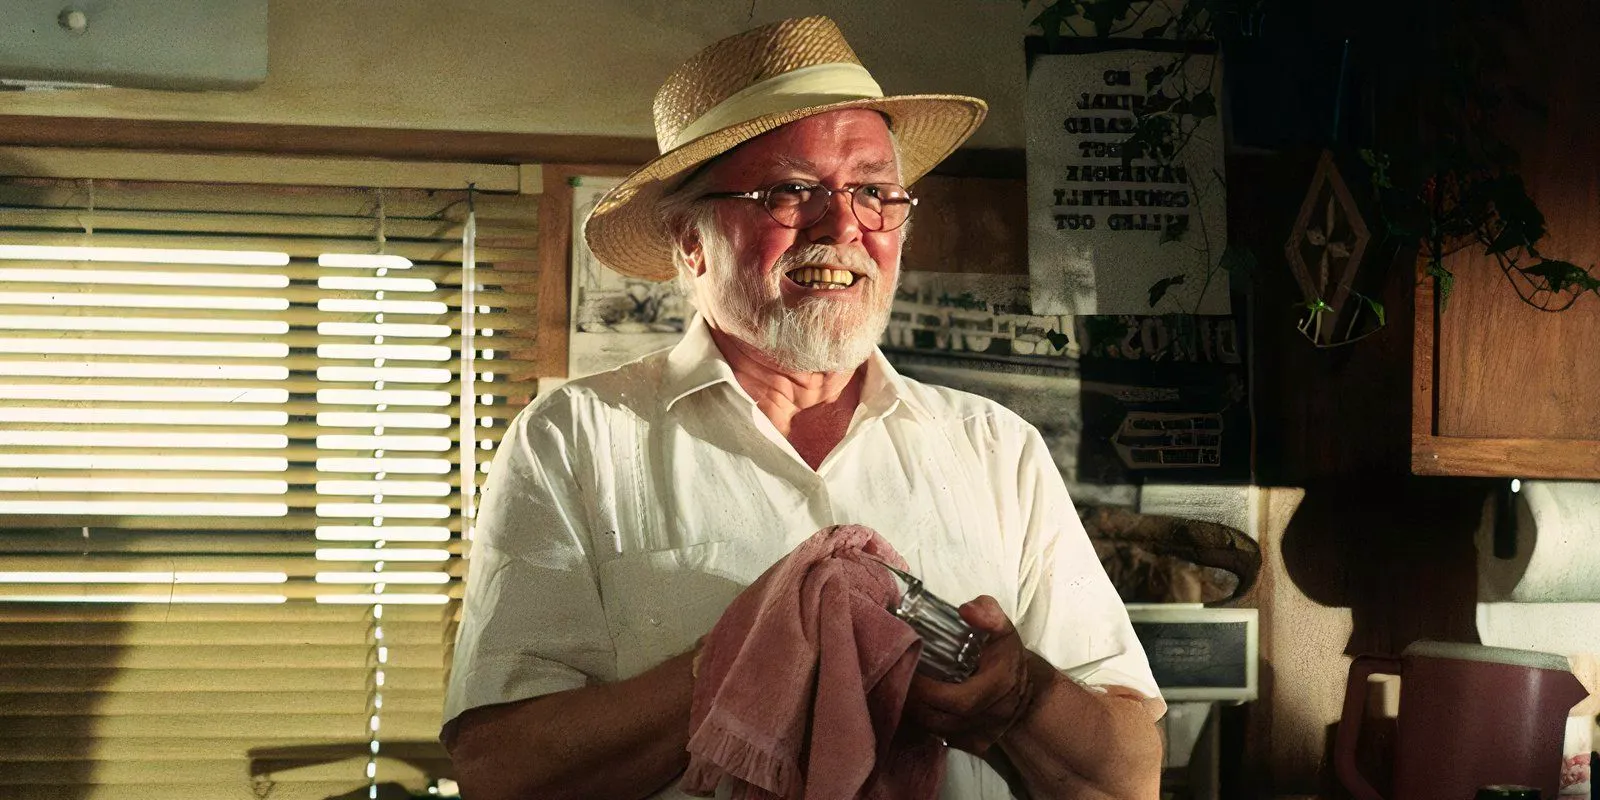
[444,316,1163,800]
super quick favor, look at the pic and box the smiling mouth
[786,266,860,290]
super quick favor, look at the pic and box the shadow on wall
[1278,477,1494,796]
[1281,478,1491,656]
[0,599,123,799]
[0,165,126,799]
[246,599,460,796]
[247,742,453,799]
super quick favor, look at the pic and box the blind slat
[0,282,530,311]
[0,668,441,695]
[0,712,442,739]
[0,584,462,602]
[0,780,446,800]
[0,761,445,790]
[0,602,454,623]
[0,177,535,219]
[0,554,463,575]
[0,230,536,262]
[0,260,538,287]
[0,643,444,669]
[0,620,448,646]
[0,304,535,331]
[0,690,444,717]
[1,204,534,240]
[0,736,448,761]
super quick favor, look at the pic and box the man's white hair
[656,166,722,308]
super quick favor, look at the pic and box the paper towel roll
[1479,480,1600,603]
[1478,602,1600,655]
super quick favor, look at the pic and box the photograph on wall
[882,272,1248,489]
[1026,49,1230,316]
[568,176,690,378]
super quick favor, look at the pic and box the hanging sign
[1027,50,1230,315]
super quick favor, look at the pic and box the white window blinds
[0,166,541,799]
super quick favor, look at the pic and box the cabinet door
[1412,0,1600,478]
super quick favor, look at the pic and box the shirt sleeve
[441,393,615,745]
[1009,424,1166,720]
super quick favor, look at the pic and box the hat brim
[583,94,988,282]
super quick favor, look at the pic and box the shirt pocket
[595,539,745,679]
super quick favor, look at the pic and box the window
[0,156,541,798]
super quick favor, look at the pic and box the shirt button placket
[813,473,841,526]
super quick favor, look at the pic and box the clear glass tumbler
[873,560,987,683]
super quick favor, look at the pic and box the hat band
[668,62,884,150]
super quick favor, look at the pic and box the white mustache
[773,244,880,283]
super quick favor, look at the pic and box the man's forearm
[996,653,1163,799]
[448,651,695,800]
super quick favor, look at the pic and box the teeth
[787,267,857,288]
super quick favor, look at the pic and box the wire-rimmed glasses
[702,182,917,233]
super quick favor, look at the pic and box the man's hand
[905,596,1163,798]
[903,595,1057,755]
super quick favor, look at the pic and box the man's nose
[802,188,862,246]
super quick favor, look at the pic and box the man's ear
[676,227,708,278]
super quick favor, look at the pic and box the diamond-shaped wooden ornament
[1284,150,1373,344]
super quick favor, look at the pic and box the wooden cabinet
[1412,268,1600,478]
[1410,0,1600,479]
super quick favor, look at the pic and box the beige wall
[1256,487,1354,795]
[0,0,1030,149]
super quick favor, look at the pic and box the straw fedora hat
[583,15,988,281]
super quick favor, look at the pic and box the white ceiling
[0,0,1034,150]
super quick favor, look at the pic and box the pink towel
[681,524,946,800]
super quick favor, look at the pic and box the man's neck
[707,326,865,442]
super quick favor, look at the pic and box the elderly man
[444,16,1164,800]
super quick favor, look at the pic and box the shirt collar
[663,314,739,411]
[860,346,934,421]
[662,314,933,421]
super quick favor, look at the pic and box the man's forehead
[709,110,898,180]
[769,152,898,179]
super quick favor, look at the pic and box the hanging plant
[1354,0,1598,311]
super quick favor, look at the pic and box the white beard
[698,235,897,374]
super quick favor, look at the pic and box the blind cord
[460,186,478,539]
[368,186,390,799]
[376,189,388,254]
[81,178,94,237]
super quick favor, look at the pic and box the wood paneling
[902,176,1028,275]
[0,146,523,191]
[533,164,638,378]
[0,115,660,166]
